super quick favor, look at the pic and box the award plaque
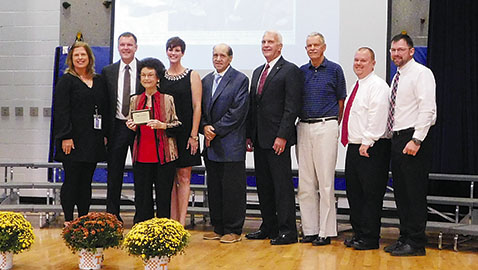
[131,109,151,125]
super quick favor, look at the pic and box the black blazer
[101,59,144,139]
[246,56,303,148]
[53,73,108,162]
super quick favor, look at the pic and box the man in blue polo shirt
[297,32,346,246]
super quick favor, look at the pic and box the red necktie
[257,64,270,95]
[341,81,359,146]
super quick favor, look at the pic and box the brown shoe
[220,233,242,243]
[203,232,222,240]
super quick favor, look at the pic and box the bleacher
[1,162,477,251]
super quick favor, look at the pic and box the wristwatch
[190,135,199,141]
[411,138,422,145]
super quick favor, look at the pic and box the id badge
[93,114,102,130]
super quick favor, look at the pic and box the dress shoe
[384,240,404,253]
[220,233,242,243]
[390,243,426,256]
[344,236,360,247]
[351,240,379,250]
[245,230,269,240]
[300,234,318,243]
[270,234,298,245]
[203,232,222,240]
[312,237,331,246]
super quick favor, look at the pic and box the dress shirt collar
[397,58,415,73]
[120,58,137,73]
[358,71,374,83]
[265,55,281,70]
[214,64,230,77]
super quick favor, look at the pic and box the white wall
[0,0,60,183]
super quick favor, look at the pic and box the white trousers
[297,120,338,237]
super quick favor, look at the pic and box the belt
[300,116,338,124]
[393,127,414,136]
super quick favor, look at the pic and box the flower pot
[0,252,13,270]
[145,256,169,270]
[78,248,103,270]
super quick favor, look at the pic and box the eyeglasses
[389,47,410,53]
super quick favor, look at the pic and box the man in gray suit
[200,43,249,243]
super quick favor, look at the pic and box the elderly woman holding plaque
[125,57,181,224]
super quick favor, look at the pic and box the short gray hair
[307,32,325,44]
[263,30,283,44]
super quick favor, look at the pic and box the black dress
[161,68,202,167]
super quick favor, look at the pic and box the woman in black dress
[161,37,202,225]
[53,41,108,226]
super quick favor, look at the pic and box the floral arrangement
[123,218,190,261]
[62,212,123,253]
[0,211,35,254]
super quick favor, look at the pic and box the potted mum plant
[123,218,190,270]
[0,211,35,270]
[62,212,123,270]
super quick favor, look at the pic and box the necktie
[386,71,400,138]
[122,65,131,117]
[257,64,270,95]
[341,81,359,146]
[212,73,222,96]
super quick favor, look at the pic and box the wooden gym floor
[9,213,477,270]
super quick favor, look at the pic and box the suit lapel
[211,68,232,106]
[260,57,284,97]
[111,62,120,101]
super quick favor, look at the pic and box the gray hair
[307,32,325,44]
[263,30,283,44]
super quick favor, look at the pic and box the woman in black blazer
[53,41,108,226]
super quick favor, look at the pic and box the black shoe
[351,240,379,250]
[312,237,331,246]
[390,244,426,256]
[245,230,269,240]
[270,233,298,245]
[300,235,318,243]
[384,240,404,253]
[344,236,360,247]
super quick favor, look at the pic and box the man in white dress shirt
[384,33,436,256]
[341,47,391,250]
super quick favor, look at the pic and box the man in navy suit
[101,32,144,222]
[200,44,249,244]
[245,31,303,245]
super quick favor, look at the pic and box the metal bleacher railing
[1,162,477,251]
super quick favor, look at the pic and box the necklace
[165,68,190,81]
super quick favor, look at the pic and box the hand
[187,136,199,155]
[204,125,216,141]
[147,119,166,130]
[273,137,287,155]
[246,138,254,152]
[125,119,137,131]
[403,140,420,156]
[104,137,108,146]
[62,139,75,155]
[359,144,370,157]
[205,139,211,148]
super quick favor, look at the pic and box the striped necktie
[386,71,400,138]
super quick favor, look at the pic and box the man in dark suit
[200,43,249,244]
[101,32,144,222]
[245,31,303,245]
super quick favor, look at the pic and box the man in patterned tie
[296,32,346,246]
[385,33,436,256]
[200,43,249,244]
[341,47,391,250]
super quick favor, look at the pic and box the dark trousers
[133,161,175,224]
[345,139,391,244]
[61,161,97,221]
[254,146,297,238]
[391,128,432,248]
[204,157,246,235]
[106,118,136,221]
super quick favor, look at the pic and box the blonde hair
[65,41,95,77]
